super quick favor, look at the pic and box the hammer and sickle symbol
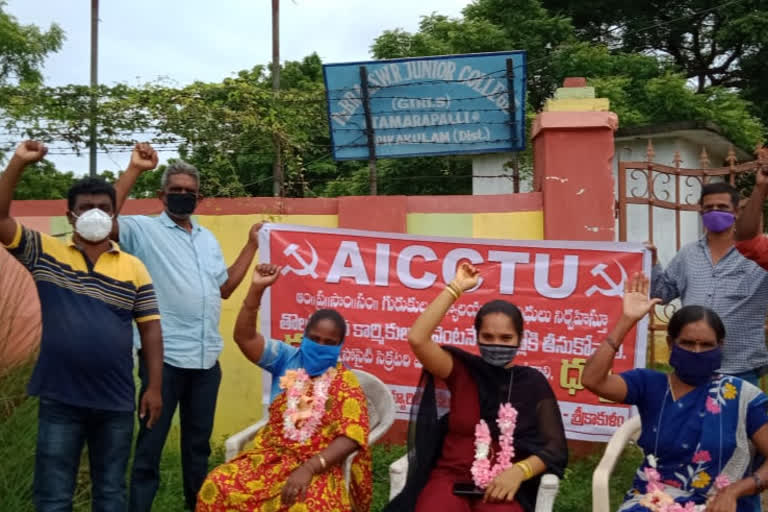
[280,241,319,278]
[585,260,628,297]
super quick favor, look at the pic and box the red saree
[196,364,373,512]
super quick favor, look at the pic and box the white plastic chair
[224,369,396,490]
[388,454,561,511]
[592,415,642,512]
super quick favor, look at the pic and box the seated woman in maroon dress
[386,263,567,512]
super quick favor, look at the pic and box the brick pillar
[533,77,618,242]
[534,78,621,458]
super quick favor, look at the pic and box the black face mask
[166,193,197,217]
[477,343,519,367]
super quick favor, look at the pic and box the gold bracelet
[521,460,533,480]
[522,461,534,480]
[445,285,460,300]
[317,454,327,472]
[515,461,534,480]
[447,282,463,298]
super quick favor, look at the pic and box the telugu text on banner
[259,224,650,442]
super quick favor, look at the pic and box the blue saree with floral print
[618,370,768,511]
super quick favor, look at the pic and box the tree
[6,0,766,200]
[371,2,765,151]
[322,157,473,197]
[275,53,324,90]
[371,15,511,58]
[541,0,768,127]
[10,161,127,200]
[542,0,768,90]
[0,57,364,199]
[462,0,575,102]
[550,43,764,149]
[372,3,574,109]
[0,2,64,86]
[12,160,74,200]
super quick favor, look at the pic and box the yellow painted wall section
[50,216,71,237]
[544,97,610,112]
[406,213,473,237]
[472,211,544,240]
[195,214,338,441]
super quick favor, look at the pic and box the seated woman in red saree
[196,264,372,512]
[386,263,568,512]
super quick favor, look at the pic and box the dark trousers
[129,358,221,511]
[34,398,134,512]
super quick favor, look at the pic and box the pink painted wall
[533,110,619,242]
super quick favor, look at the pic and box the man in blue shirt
[113,144,260,511]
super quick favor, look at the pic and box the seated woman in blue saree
[583,273,768,512]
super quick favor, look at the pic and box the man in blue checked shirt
[650,181,768,386]
[112,144,261,511]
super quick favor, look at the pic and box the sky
[6,0,472,174]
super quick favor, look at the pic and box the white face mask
[73,208,113,242]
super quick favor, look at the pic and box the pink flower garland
[639,461,731,512]
[471,403,518,489]
[280,368,335,442]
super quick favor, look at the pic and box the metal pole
[359,66,377,195]
[505,58,517,148]
[512,154,520,193]
[271,0,283,196]
[89,0,99,177]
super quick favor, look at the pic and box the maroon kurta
[415,356,524,512]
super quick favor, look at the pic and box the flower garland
[471,403,518,489]
[638,457,731,512]
[279,367,335,442]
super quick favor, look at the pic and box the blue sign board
[322,51,526,161]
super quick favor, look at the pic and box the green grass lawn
[1,363,643,512]
[1,398,642,511]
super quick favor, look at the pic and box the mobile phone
[452,482,485,497]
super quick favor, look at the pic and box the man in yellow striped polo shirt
[0,141,164,512]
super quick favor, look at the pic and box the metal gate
[616,141,765,363]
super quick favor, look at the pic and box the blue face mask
[298,336,342,376]
[669,344,722,386]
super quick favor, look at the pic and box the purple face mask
[701,211,735,233]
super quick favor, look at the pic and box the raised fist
[453,262,480,292]
[252,263,281,289]
[14,141,47,164]
[129,143,158,172]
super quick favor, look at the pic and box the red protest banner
[259,224,650,441]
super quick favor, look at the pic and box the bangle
[445,285,460,300]
[752,473,764,494]
[447,282,463,298]
[515,461,534,480]
[316,454,327,472]
[516,461,533,480]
